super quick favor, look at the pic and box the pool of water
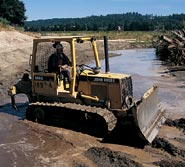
[107,48,164,77]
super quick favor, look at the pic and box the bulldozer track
[26,102,117,132]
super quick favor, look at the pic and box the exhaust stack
[104,36,110,73]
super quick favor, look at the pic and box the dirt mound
[152,137,178,156]
[0,31,33,50]
[85,147,142,167]
[165,118,185,132]
[0,30,33,75]
[152,137,185,158]
[153,160,185,167]
[0,30,33,105]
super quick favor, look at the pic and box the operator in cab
[48,42,71,83]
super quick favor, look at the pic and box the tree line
[0,0,26,26]
[25,13,185,32]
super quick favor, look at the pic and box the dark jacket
[48,53,71,73]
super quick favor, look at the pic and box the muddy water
[0,48,185,166]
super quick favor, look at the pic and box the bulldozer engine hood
[80,70,131,83]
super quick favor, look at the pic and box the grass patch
[39,30,168,45]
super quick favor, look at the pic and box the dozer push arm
[8,73,32,111]
[8,86,18,110]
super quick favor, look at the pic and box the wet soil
[85,147,142,167]
[151,119,185,158]
[152,137,185,157]
[165,118,185,132]
[153,159,185,167]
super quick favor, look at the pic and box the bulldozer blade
[135,86,166,143]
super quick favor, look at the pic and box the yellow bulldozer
[8,36,166,143]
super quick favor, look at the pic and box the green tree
[0,0,26,26]
[182,20,185,29]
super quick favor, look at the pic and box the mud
[152,118,185,158]
[0,113,74,166]
[165,118,185,132]
[153,160,185,167]
[85,147,142,167]
[152,137,180,156]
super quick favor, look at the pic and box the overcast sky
[22,0,185,21]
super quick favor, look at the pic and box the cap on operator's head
[56,44,63,50]
[53,42,63,49]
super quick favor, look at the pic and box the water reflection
[102,48,165,77]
